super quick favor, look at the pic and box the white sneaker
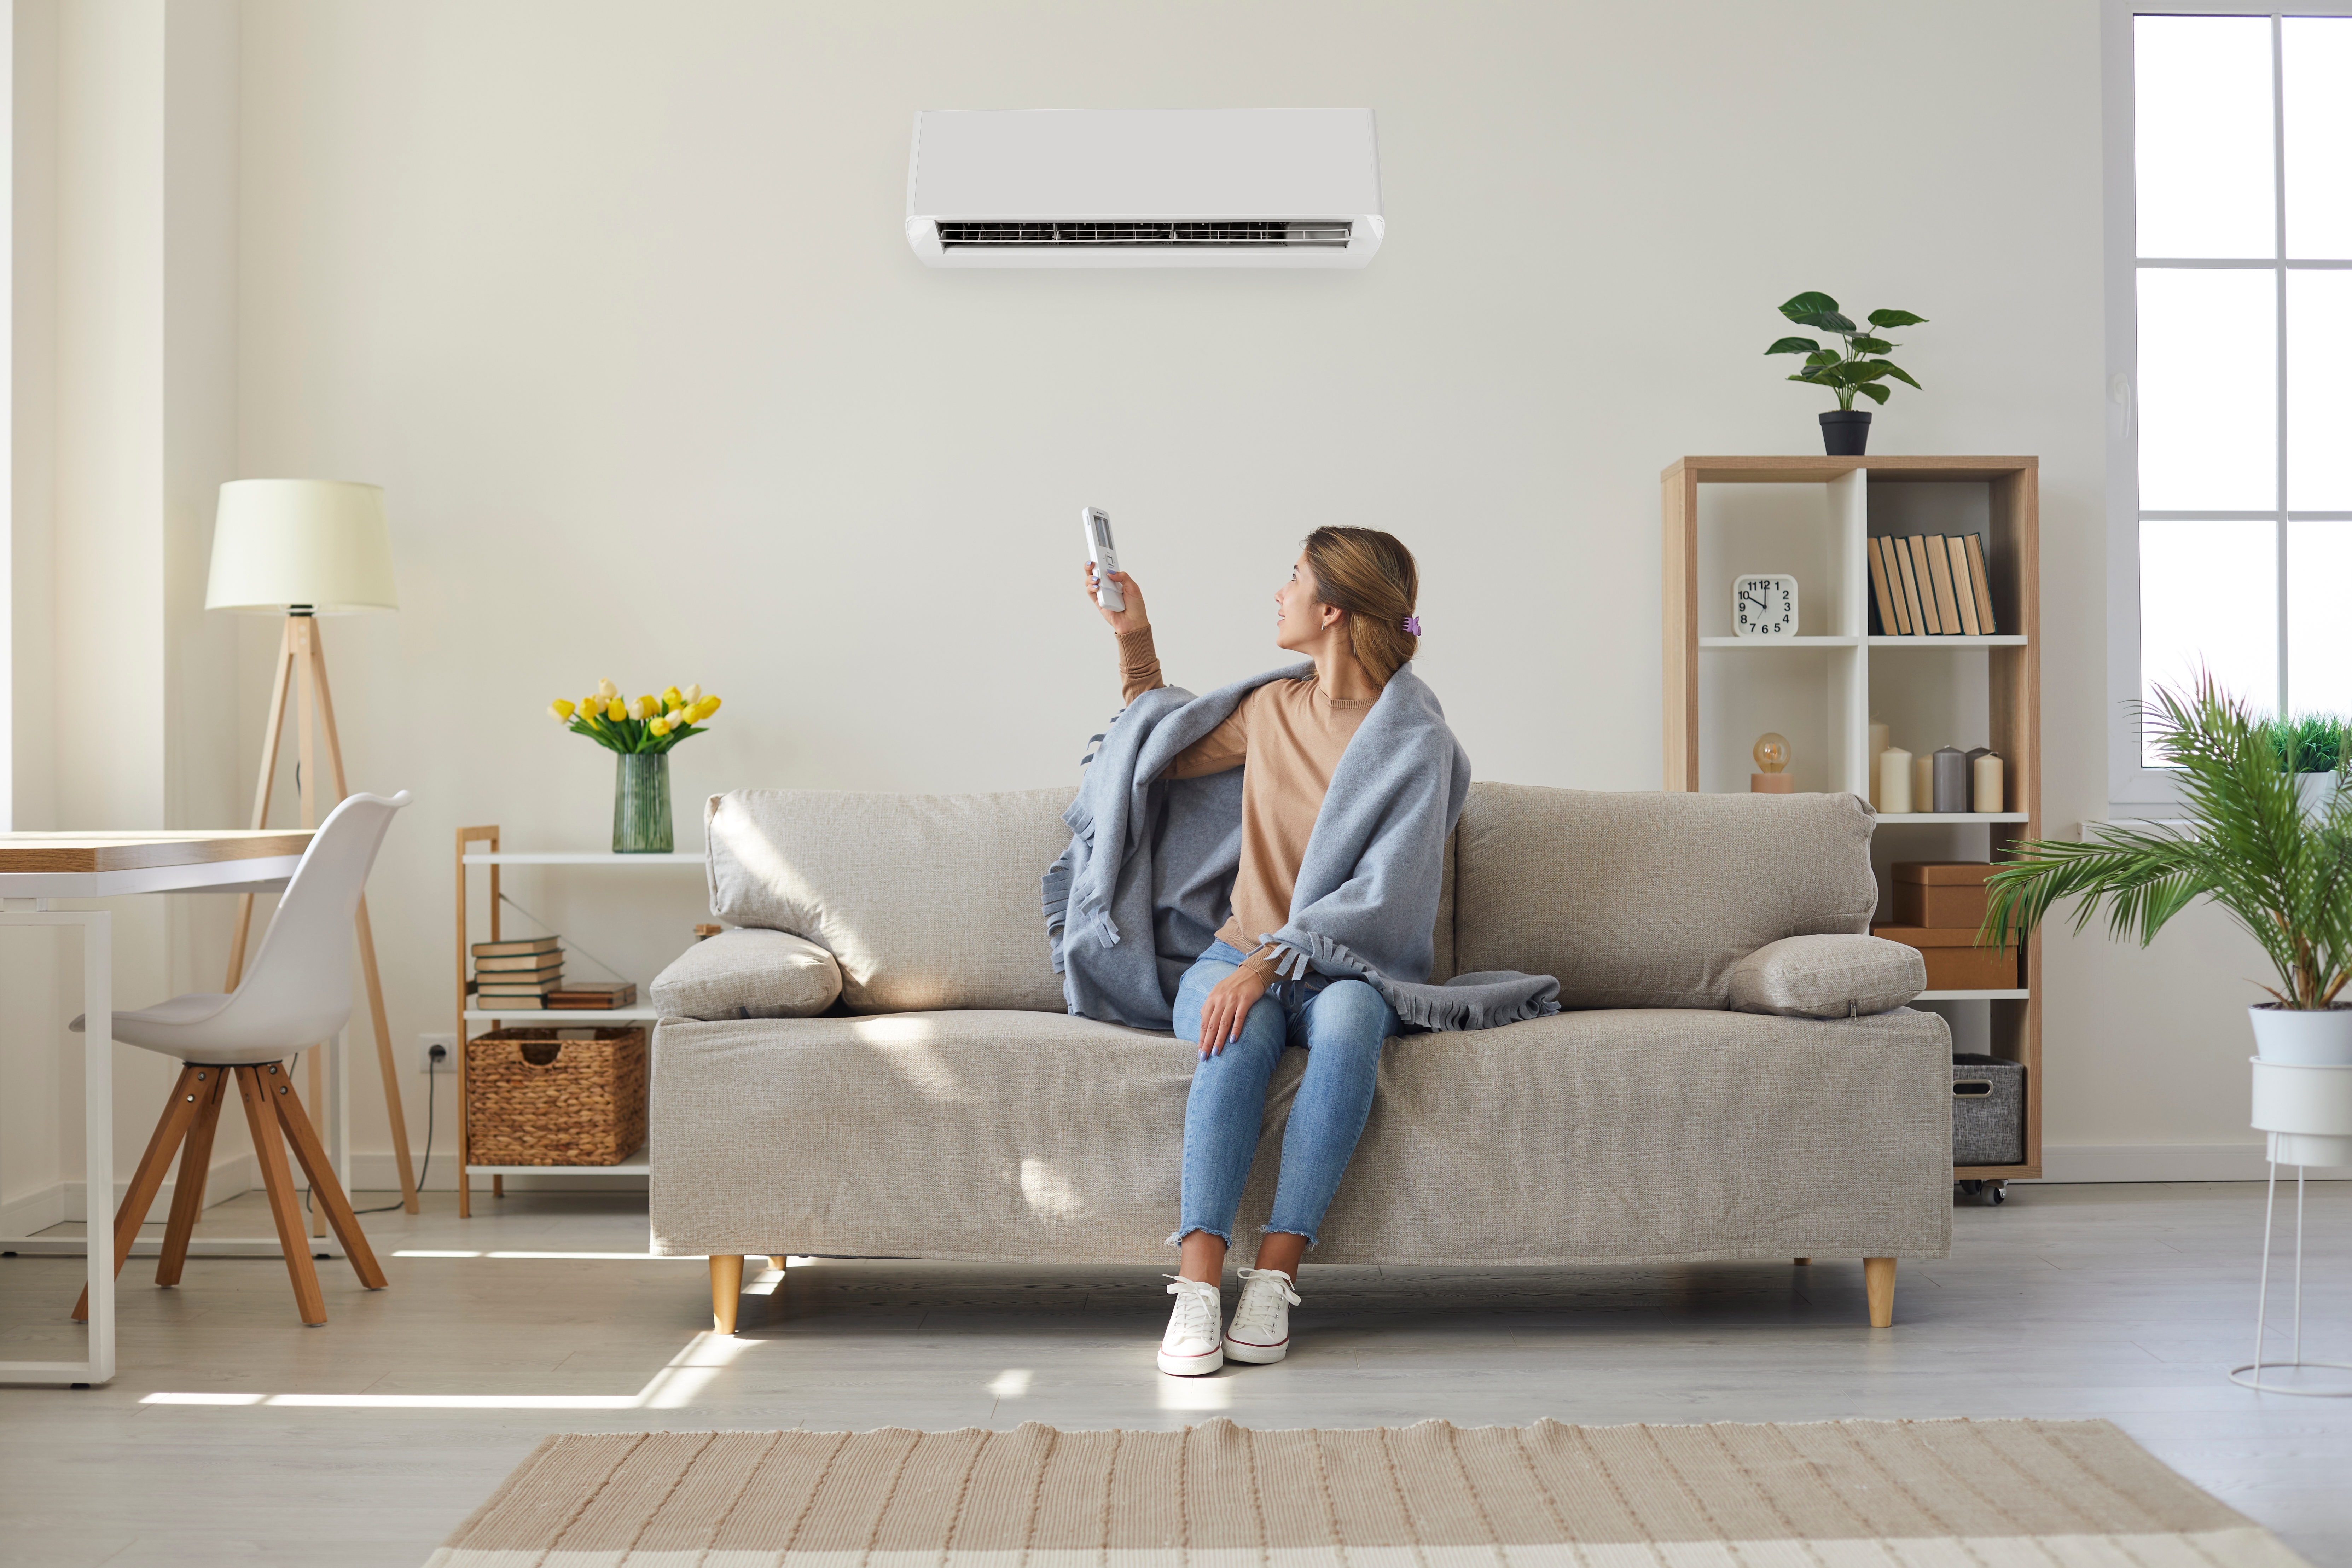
[1158,1276,1224,1376]
[1223,1267,1300,1364]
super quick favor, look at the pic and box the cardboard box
[1891,861,1996,929]
[1871,923,2019,990]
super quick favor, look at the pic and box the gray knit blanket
[1042,662,1560,1033]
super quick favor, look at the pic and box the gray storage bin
[1952,1052,2024,1165]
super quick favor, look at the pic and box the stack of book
[546,981,638,1010]
[473,936,563,1007]
[1866,533,2000,638]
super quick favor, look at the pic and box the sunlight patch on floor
[139,1330,761,1411]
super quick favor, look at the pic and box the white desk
[0,831,310,1387]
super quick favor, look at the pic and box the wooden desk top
[0,830,314,874]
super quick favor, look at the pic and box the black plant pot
[1820,409,1872,456]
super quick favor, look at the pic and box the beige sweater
[1116,627,1375,982]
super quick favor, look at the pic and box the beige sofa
[649,783,1952,1334]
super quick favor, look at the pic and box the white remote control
[1083,507,1125,611]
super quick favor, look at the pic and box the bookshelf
[452,830,702,1216]
[1662,456,2041,1185]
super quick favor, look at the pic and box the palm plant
[1981,674,2352,1010]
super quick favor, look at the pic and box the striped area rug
[428,1417,2307,1568]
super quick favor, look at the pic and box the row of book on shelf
[471,935,637,1010]
[1868,533,2000,638]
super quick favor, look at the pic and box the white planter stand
[2231,1058,2352,1395]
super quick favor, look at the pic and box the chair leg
[237,1065,327,1325]
[1865,1256,1897,1328]
[156,1068,230,1287]
[710,1255,743,1335]
[72,1064,207,1322]
[263,1061,388,1289]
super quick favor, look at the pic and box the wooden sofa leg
[1864,1256,1895,1328]
[710,1255,744,1335]
[1793,1257,1810,1265]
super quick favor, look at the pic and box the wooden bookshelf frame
[1662,455,2042,1181]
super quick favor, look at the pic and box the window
[2110,5,2352,791]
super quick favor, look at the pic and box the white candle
[1868,722,1890,806]
[1912,753,1934,814]
[1879,747,1913,814]
[1974,751,2004,813]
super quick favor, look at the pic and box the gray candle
[1932,746,1970,812]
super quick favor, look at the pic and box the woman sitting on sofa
[1082,526,1437,1378]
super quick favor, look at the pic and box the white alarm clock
[1733,574,1799,638]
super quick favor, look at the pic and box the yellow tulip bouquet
[548,679,721,754]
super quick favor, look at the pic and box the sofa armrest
[1727,934,1925,1020]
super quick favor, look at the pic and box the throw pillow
[651,927,842,1020]
[1726,933,1924,1019]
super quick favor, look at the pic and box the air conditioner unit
[905,109,1383,269]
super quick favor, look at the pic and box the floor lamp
[207,479,419,1219]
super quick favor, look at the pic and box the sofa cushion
[648,1003,1953,1265]
[706,788,1072,1013]
[1727,934,1924,1019]
[1452,784,1878,1010]
[650,928,842,1020]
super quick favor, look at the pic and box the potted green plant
[2263,712,2348,817]
[1766,292,1927,456]
[1982,675,2352,1065]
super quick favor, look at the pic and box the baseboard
[341,1152,647,1194]
[2034,1144,2352,1182]
[33,1151,259,1226]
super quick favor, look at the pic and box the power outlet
[418,1033,455,1074]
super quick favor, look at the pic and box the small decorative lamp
[1751,732,1794,794]
[205,478,416,1215]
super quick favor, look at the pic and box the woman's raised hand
[1082,562,1149,635]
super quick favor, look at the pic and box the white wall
[7,0,2293,1198]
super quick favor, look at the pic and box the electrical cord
[348,1052,437,1216]
[494,891,631,983]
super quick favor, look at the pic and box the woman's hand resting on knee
[1195,965,1269,1057]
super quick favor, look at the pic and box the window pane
[2137,267,2278,511]
[2289,270,2352,509]
[2142,519,2277,763]
[2284,18,2352,259]
[2289,520,2352,716]
[2137,15,2276,259]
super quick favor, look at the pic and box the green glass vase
[612,751,673,853]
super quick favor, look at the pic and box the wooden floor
[1,1181,2347,1567]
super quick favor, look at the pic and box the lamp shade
[205,479,398,613]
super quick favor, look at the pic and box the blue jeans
[1173,941,1400,1249]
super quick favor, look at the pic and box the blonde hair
[1302,526,1419,687]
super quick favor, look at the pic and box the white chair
[71,790,411,1326]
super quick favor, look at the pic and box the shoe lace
[1232,1267,1300,1335]
[1163,1275,1221,1340]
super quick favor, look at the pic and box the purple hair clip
[1401,615,1422,637]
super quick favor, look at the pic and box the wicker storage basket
[466,1027,647,1166]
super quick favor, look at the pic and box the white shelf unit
[1664,456,2041,1181]
[453,829,704,1214]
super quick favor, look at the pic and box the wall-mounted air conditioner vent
[937,220,1353,250]
[907,110,1383,269]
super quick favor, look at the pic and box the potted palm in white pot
[1983,676,2352,1065]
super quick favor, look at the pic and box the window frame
[2104,0,2352,813]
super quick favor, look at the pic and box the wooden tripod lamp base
[222,612,419,1216]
